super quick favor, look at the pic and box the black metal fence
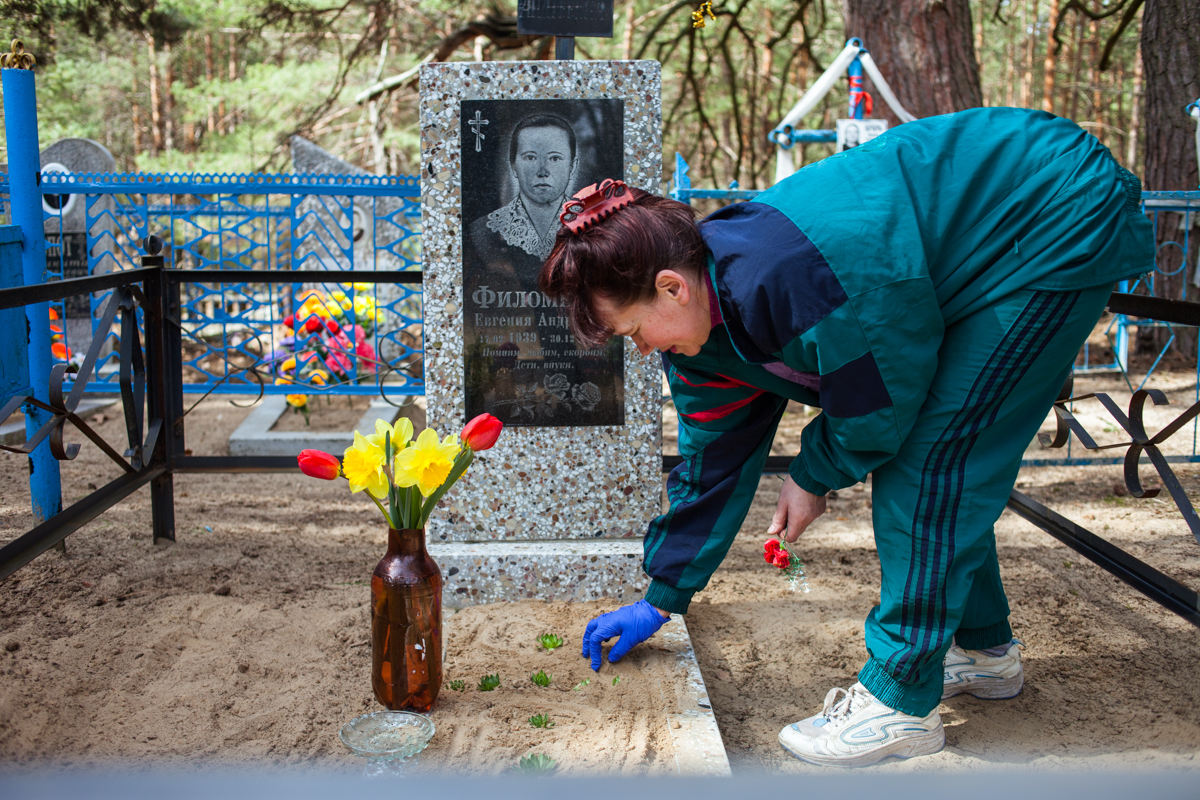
[1,266,1198,628]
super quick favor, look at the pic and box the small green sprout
[572,678,591,691]
[448,679,466,692]
[611,676,621,686]
[528,713,555,729]
[513,752,558,776]
[478,673,501,692]
[531,670,552,687]
[537,633,564,651]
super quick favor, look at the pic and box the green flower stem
[368,491,395,528]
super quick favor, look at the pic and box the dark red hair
[538,189,705,346]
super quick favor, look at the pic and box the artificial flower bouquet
[297,412,503,528]
[764,538,811,593]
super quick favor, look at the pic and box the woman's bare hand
[767,476,826,543]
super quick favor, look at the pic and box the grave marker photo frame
[419,60,662,543]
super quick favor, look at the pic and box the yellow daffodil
[274,377,292,386]
[309,371,328,386]
[342,431,388,499]
[366,417,413,452]
[286,394,307,408]
[394,428,460,496]
[352,282,371,292]
[281,357,296,373]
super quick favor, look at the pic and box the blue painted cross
[468,110,489,152]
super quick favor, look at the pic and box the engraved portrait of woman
[468,113,578,283]
[460,98,626,426]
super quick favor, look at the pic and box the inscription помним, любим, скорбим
[461,98,625,427]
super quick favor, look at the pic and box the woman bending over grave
[537,107,1153,767]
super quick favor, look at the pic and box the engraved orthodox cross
[468,110,489,152]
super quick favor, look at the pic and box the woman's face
[844,125,860,146]
[595,270,713,358]
[513,126,573,206]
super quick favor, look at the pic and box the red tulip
[325,319,340,335]
[304,316,321,334]
[298,449,340,480]
[283,314,295,329]
[461,413,503,451]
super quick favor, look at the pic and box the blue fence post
[2,47,63,524]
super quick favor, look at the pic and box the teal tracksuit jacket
[642,108,1153,715]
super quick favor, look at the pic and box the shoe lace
[820,685,864,728]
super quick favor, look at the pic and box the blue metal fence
[0,170,424,398]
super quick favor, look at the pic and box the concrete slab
[0,397,118,447]
[660,615,732,776]
[430,540,648,609]
[227,395,403,457]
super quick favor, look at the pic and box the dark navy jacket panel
[700,202,849,357]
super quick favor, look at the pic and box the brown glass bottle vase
[371,527,442,712]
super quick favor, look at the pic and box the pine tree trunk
[1004,21,1015,107]
[131,50,144,157]
[1126,38,1142,173]
[1089,18,1102,145]
[1042,0,1059,113]
[145,33,163,156]
[163,40,175,152]
[843,0,982,124]
[1067,14,1084,120]
[227,34,238,135]
[1139,0,1199,356]
[622,0,635,60]
[205,31,216,134]
[1141,0,1199,191]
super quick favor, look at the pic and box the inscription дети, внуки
[461,98,625,427]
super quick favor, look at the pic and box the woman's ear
[655,270,692,306]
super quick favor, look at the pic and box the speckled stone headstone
[419,60,662,552]
[39,138,117,359]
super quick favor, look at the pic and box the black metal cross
[468,110,488,153]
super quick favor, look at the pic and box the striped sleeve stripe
[682,390,767,423]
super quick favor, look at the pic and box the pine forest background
[1,0,1187,192]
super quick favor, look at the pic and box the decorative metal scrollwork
[1040,375,1200,543]
[0,285,150,473]
[1,39,35,70]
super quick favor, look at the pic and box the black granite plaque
[517,0,614,38]
[45,232,89,317]
[462,98,625,427]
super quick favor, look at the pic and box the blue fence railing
[1,171,424,398]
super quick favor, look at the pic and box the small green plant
[448,679,466,692]
[513,752,558,776]
[611,676,621,686]
[572,678,591,691]
[528,713,555,729]
[537,633,564,651]
[478,673,501,692]
[531,669,552,687]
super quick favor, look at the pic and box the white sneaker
[777,682,944,767]
[941,640,1024,700]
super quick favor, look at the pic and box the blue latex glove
[581,599,670,671]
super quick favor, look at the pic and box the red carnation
[773,551,791,569]
[304,316,322,334]
[764,538,782,564]
[283,314,295,329]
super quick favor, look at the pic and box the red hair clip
[559,179,635,234]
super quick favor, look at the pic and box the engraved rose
[544,372,571,400]
[571,382,601,412]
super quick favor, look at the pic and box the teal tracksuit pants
[643,109,1153,718]
[858,282,1111,716]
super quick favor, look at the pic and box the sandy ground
[0,370,1198,773]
